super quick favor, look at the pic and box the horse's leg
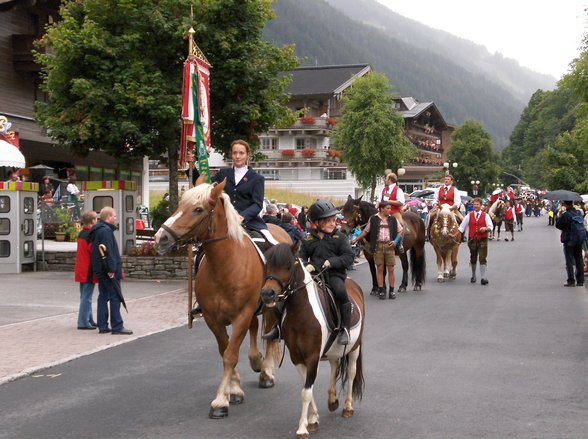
[327,359,339,412]
[259,338,279,388]
[412,244,426,291]
[443,251,451,278]
[366,251,379,294]
[398,252,409,292]
[295,362,320,438]
[209,312,251,419]
[435,250,444,282]
[449,248,458,279]
[342,349,360,418]
[247,314,263,373]
[229,368,243,405]
[496,224,501,240]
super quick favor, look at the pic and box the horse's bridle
[264,260,324,301]
[161,195,228,248]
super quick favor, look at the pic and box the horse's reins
[265,261,329,301]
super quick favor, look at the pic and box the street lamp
[470,179,480,196]
[397,166,406,177]
[443,161,458,175]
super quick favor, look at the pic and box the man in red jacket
[458,198,494,285]
[75,211,98,329]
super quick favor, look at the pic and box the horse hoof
[249,353,263,373]
[328,399,339,412]
[229,394,244,405]
[370,287,378,296]
[398,285,407,293]
[209,406,229,419]
[437,278,444,283]
[308,422,319,432]
[414,285,422,291]
[259,378,275,389]
[342,408,354,418]
[296,434,309,439]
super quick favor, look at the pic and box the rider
[375,172,405,254]
[263,200,354,345]
[426,174,464,239]
[192,139,268,316]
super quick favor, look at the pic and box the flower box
[281,149,295,157]
[326,117,337,126]
[300,116,316,125]
[301,148,316,158]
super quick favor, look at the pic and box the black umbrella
[98,244,128,312]
[543,190,583,202]
[410,189,435,199]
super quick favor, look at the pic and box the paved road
[0,215,587,438]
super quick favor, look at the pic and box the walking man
[376,172,405,253]
[458,197,493,285]
[503,199,517,241]
[91,207,133,334]
[555,201,586,287]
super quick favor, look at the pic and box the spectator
[75,211,98,330]
[262,203,280,225]
[297,206,310,232]
[555,200,585,287]
[279,212,303,243]
[91,207,133,335]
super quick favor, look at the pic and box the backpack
[568,212,587,245]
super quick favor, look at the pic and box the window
[93,196,113,213]
[0,196,10,213]
[0,241,9,257]
[295,138,317,150]
[260,137,279,150]
[23,241,34,258]
[126,217,135,234]
[23,219,34,236]
[23,197,34,214]
[125,195,134,213]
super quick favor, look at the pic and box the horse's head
[339,194,364,235]
[261,242,300,309]
[434,204,458,237]
[155,179,243,254]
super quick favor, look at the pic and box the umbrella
[461,195,473,202]
[0,139,25,168]
[543,190,583,202]
[410,189,435,198]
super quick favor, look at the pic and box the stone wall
[37,252,189,279]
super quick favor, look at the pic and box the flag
[180,57,211,182]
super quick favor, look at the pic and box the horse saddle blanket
[311,277,362,333]
[245,228,279,255]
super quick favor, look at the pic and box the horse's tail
[337,347,365,401]
[410,246,426,286]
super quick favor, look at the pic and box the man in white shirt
[375,172,405,253]
[458,197,493,285]
[426,174,463,239]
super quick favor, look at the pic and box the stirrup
[190,303,202,316]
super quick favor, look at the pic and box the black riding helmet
[308,199,339,222]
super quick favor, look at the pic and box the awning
[0,139,26,168]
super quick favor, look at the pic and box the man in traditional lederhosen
[458,197,493,285]
[426,174,464,239]
[503,199,517,241]
[375,172,405,253]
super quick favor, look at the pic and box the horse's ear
[211,178,226,200]
[357,194,363,202]
[291,240,301,256]
[347,194,353,201]
[195,174,207,186]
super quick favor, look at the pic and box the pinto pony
[429,204,462,282]
[155,180,291,419]
[340,195,426,292]
[261,242,365,439]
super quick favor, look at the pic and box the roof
[394,98,448,129]
[284,64,371,97]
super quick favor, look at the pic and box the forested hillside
[263,0,552,150]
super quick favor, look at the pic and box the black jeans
[563,243,584,284]
[328,275,349,306]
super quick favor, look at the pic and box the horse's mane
[181,184,245,245]
[342,196,377,226]
[488,199,504,218]
[265,243,295,269]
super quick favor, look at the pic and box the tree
[446,119,499,196]
[332,73,416,201]
[35,0,297,210]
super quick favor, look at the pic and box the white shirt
[434,185,462,209]
[376,183,405,205]
[66,183,80,196]
[234,166,248,185]
[459,210,493,234]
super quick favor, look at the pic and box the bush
[151,197,171,230]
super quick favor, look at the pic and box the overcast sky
[375,0,586,79]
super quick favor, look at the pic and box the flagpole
[186,27,195,329]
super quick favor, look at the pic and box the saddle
[245,228,279,253]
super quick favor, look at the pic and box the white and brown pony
[261,242,365,439]
[155,180,291,419]
[488,199,505,240]
[430,204,462,282]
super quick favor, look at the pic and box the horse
[155,180,292,419]
[261,242,365,438]
[488,199,505,240]
[340,195,426,293]
[429,204,462,282]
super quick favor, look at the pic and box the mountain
[263,0,557,150]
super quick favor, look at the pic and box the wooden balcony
[267,117,334,136]
[12,34,42,72]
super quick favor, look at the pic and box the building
[255,65,454,198]
[0,0,146,202]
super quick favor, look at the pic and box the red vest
[439,186,455,206]
[505,207,515,221]
[382,185,401,214]
[468,211,488,240]
[515,204,523,214]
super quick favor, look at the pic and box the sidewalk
[0,271,189,385]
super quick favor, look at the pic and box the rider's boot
[190,247,205,316]
[470,263,477,283]
[262,305,284,340]
[338,302,352,345]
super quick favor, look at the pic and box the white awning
[0,139,25,168]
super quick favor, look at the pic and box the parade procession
[1,1,588,438]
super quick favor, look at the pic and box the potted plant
[281,149,295,157]
[53,208,71,241]
[326,117,337,126]
[301,148,316,158]
[300,116,316,125]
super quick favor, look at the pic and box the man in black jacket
[91,207,133,334]
[555,201,585,287]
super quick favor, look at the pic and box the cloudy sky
[376,0,586,79]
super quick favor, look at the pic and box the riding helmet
[308,200,339,222]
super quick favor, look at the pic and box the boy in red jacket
[75,211,98,329]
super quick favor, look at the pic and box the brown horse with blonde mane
[430,204,462,282]
[261,242,365,438]
[155,179,291,419]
